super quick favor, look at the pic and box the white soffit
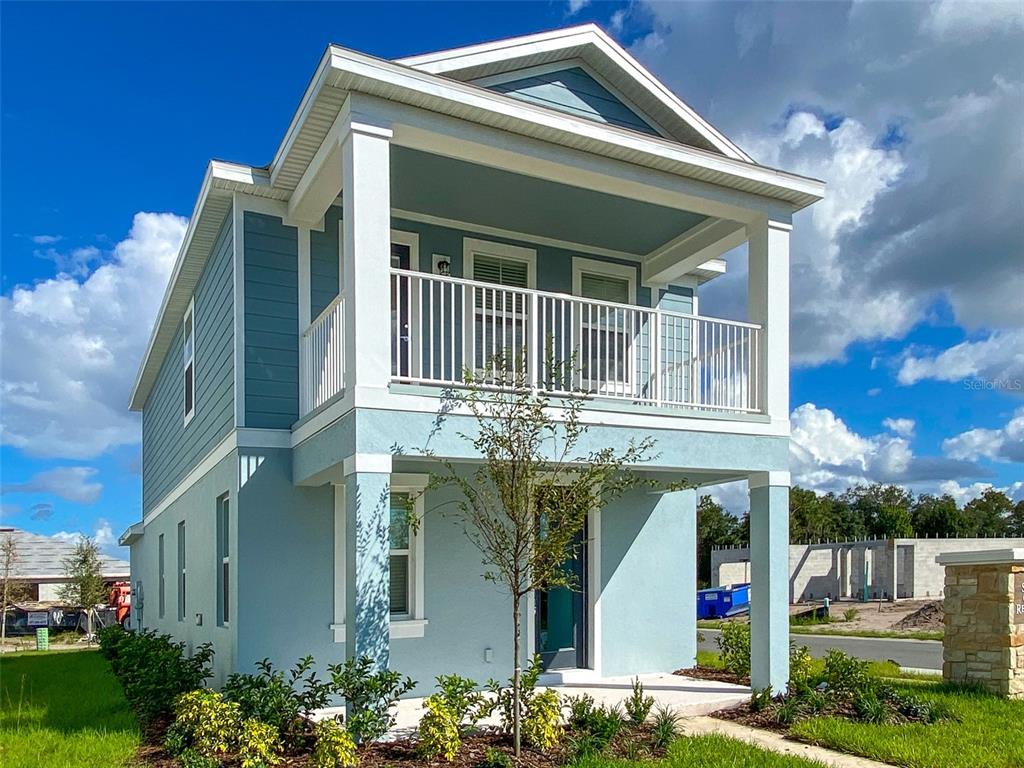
[396,24,751,162]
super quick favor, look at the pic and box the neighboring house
[0,527,129,601]
[121,25,824,693]
[713,537,1024,603]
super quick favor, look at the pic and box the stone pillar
[344,455,393,669]
[937,548,1023,699]
[749,472,790,692]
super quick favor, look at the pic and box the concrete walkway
[683,716,894,768]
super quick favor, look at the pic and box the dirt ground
[811,598,943,633]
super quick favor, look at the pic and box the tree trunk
[512,592,522,757]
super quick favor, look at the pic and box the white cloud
[94,519,116,549]
[943,407,1024,463]
[922,0,1024,42]
[706,480,749,515]
[1,212,186,459]
[938,479,1024,505]
[898,329,1024,387]
[31,234,62,245]
[567,0,590,14]
[1,466,103,504]
[883,417,916,438]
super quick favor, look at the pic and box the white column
[341,111,393,404]
[747,218,790,420]
[749,471,790,693]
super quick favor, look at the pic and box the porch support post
[343,454,393,669]
[747,218,790,420]
[341,103,393,404]
[677,487,698,669]
[749,471,789,692]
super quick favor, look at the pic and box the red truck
[108,581,131,628]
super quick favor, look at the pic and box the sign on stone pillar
[1015,573,1024,625]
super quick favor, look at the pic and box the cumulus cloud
[628,1,1023,367]
[1,212,186,459]
[898,329,1024,387]
[883,418,916,438]
[938,479,1024,505]
[943,407,1024,463]
[1,466,103,504]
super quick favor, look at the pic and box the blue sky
[2,1,1022,551]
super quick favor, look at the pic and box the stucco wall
[130,451,238,686]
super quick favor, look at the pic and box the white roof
[0,528,130,582]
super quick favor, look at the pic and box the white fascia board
[642,219,746,285]
[128,161,271,412]
[119,522,144,547]
[319,47,824,208]
[397,24,751,163]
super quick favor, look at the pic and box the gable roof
[397,24,752,161]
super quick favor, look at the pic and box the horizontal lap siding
[490,67,658,136]
[244,212,299,429]
[142,213,235,512]
[310,206,342,319]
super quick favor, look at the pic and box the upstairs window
[217,494,230,625]
[183,299,196,426]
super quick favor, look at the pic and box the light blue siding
[142,213,234,512]
[488,67,659,136]
[244,212,299,428]
[310,206,342,319]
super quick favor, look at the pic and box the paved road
[699,628,943,671]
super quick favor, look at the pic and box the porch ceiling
[392,146,706,255]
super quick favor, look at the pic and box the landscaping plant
[237,718,283,768]
[522,688,562,750]
[328,655,416,743]
[717,622,751,678]
[417,695,462,761]
[167,689,242,759]
[312,719,358,768]
[624,678,655,725]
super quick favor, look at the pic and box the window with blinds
[579,271,632,386]
[579,272,630,304]
[389,493,412,616]
[471,254,530,373]
[472,254,529,287]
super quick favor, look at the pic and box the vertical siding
[310,205,342,320]
[244,212,299,428]
[489,67,658,136]
[142,213,235,512]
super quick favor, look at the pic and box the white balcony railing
[299,296,344,417]
[390,269,763,414]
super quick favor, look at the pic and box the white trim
[342,453,394,476]
[748,470,790,489]
[330,620,429,642]
[390,480,428,625]
[232,196,246,427]
[463,237,537,287]
[393,208,642,263]
[298,227,311,330]
[390,229,421,271]
[182,297,196,427]
[571,257,637,305]
[236,427,292,448]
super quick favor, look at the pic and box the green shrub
[480,746,512,768]
[98,625,214,727]
[624,678,654,725]
[717,622,751,678]
[649,706,679,749]
[485,654,544,736]
[774,696,801,726]
[750,687,773,713]
[176,748,220,768]
[433,673,494,729]
[224,656,332,747]
[417,695,462,761]
[853,689,889,724]
[238,718,283,768]
[564,693,596,729]
[312,719,358,768]
[522,688,561,750]
[788,643,814,690]
[172,689,242,758]
[823,649,871,695]
[579,703,623,751]
[328,656,416,743]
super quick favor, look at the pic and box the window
[217,495,230,625]
[183,299,196,425]
[572,258,637,394]
[465,239,536,377]
[389,493,412,616]
[177,521,186,621]
[158,534,165,619]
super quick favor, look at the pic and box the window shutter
[474,254,529,287]
[580,272,630,304]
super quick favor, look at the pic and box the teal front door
[536,522,588,670]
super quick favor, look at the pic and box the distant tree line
[696,484,1024,586]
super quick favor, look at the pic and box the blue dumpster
[697,583,751,619]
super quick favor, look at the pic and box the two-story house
[121,25,824,695]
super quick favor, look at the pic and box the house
[712,536,1024,602]
[121,25,824,694]
[0,527,129,602]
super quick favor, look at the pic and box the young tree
[419,352,663,755]
[1,532,31,647]
[58,536,108,637]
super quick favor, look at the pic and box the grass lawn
[789,680,1024,768]
[696,619,942,641]
[573,733,827,768]
[0,649,139,768]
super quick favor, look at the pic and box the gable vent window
[183,299,196,426]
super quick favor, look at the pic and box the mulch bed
[674,666,749,686]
